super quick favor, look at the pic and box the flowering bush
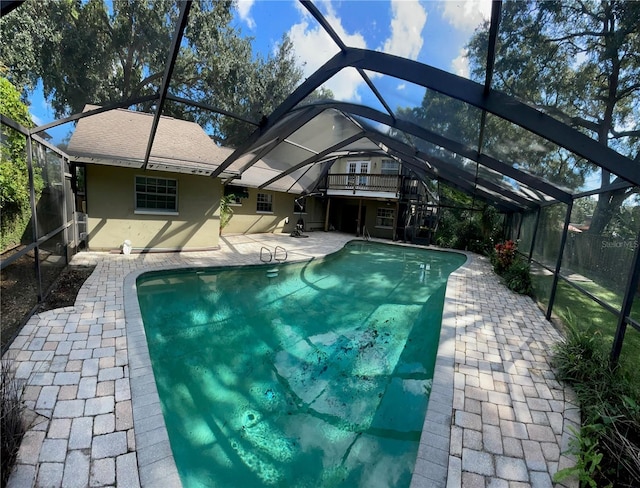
[491,240,532,295]
[493,240,517,274]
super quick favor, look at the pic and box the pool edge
[124,268,182,488]
[410,251,472,488]
[124,246,472,488]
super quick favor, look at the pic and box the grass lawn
[530,270,640,391]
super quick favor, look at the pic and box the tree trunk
[588,187,630,235]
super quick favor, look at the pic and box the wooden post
[393,200,400,241]
[324,198,331,231]
[357,199,362,236]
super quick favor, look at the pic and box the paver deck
[4,232,577,487]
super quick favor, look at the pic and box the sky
[29,0,493,144]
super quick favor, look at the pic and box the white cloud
[236,0,256,29]
[381,0,427,60]
[397,83,406,91]
[441,0,493,31]
[451,48,470,77]
[288,3,368,101]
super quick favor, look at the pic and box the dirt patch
[36,266,95,312]
[1,249,95,350]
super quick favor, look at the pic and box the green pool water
[136,241,465,488]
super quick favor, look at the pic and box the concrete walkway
[4,232,577,487]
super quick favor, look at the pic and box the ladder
[260,245,288,263]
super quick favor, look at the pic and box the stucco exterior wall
[363,200,396,240]
[221,189,325,235]
[86,165,222,251]
[327,197,396,240]
[331,156,396,175]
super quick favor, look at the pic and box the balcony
[324,173,401,199]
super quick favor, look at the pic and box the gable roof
[66,105,236,177]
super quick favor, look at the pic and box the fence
[1,117,83,352]
[507,192,640,364]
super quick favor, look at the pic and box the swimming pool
[136,241,466,487]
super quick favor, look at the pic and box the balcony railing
[326,173,401,193]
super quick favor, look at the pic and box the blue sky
[30,0,492,144]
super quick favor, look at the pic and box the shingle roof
[66,105,235,176]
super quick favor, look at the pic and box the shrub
[503,258,533,295]
[553,321,640,487]
[490,240,532,295]
[1,355,25,488]
[492,239,517,274]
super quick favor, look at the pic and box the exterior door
[347,161,369,188]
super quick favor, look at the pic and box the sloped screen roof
[4,0,639,210]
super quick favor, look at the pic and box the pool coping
[122,243,472,488]
[124,266,182,487]
[5,233,578,488]
[409,252,471,487]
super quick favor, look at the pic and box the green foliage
[1,355,25,488]
[491,240,532,295]
[554,425,609,488]
[0,1,303,145]
[219,194,236,232]
[0,77,39,250]
[503,258,533,295]
[552,320,640,487]
[435,185,504,255]
[467,0,640,233]
[0,209,32,251]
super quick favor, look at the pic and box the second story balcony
[323,173,401,199]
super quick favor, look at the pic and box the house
[66,106,321,252]
[321,155,438,242]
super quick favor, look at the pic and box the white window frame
[256,192,273,213]
[381,159,399,175]
[347,160,369,187]
[134,175,178,215]
[376,207,395,229]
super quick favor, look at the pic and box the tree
[0,0,302,146]
[467,0,640,235]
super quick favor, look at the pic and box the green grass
[530,270,640,390]
[527,270,640,487]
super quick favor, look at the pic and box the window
[376,207,395,228]
[135,176,177,212]
[224,185,248,205]
[256,193,273,213]
[381,159,399,175]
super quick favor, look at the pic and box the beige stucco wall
[86,165,222,251]
[363,199,397,240]
[330,156,397,175]
[222,189,326,235]
[327,197,397,240]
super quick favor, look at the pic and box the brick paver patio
[3,232,577,487]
